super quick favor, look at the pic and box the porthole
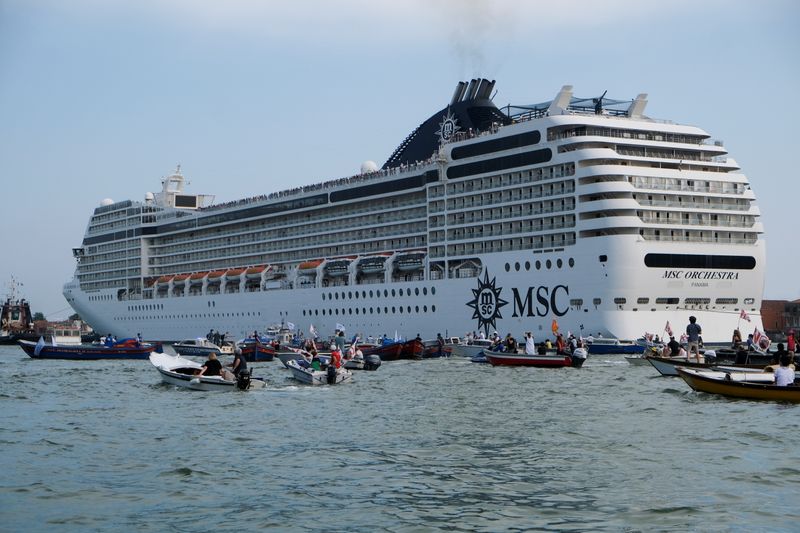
[392,306,396,313]
[505,263,510,272]
[424,305,428,312]
[377,307,381,314]
[322,294,326,301]
[391,289,396,297]
[303,310,307,316]
[362,308,366,314]
[514,262,520,272]
[341,292,345,300]
[370,307,374,313]
[569,258,575,268]
[399,288,404,296]
[535,260,541,270]
[369,290,374,298]
[335,293,339,300]
[354,308,358,315]
[431,287,436,295]
[546,260,552,269]
[415,288,420,296]
[432,305,436,312]
[415,305,419,312]
[407,306,411,313]
[384,290,389,297]
[557,259,563,268]
[525,261,531,271]
[423,287,428,296]
[384,307,388,314]
[315,309,319,315]
[399,307,403,314]
[348,291,353,299]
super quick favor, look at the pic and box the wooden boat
[483,349,583,368]
[362,341,404,361]
[286,359,353,385]
[400,338,424,359]
[645,355,764,377]
[149,352,266,391]
[238,339,276,362]
[19,338,159,360]
[676,367,800,402]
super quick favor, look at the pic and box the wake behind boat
[19,338,159,360]
[149,352,265,391]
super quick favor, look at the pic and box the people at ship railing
[525,332,536,355]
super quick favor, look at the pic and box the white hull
[287,360,353,385]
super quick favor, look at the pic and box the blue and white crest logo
[467,270,507,337]
[436,110,460,143]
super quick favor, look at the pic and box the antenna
[593,90,608,115]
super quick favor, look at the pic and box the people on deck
[686,316,703,363]
[198,353,222,376]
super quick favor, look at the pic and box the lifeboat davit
[358,253,391,274]
[395,251,426,271]
[325,256,356,277]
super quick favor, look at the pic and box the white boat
[172,338,231,357]
[149,352,266,391]
[450,339,494,358]
[286,359,353,385]
[63,80,765,344]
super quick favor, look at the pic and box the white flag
[739,309,751,322]
[34,336,45,356]
[309,324,318,338]
[286,321,295,331]
[336,323,345,332]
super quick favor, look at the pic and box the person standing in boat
[197,353,222,377]
[787,330,796,354]
[555,334,567,355]
[686,316,702,363]
[525,332,536,355]
[230,347,247,377]
[731,329,742,349]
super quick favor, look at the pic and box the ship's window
[399,307,403,314]
[423,287,428,295]
[614,298,626,304]
[392,307,396,313]
[370,307,374,313]
[335,293,339,300]
[369,290,374,298]
[715,298,738,304]
[744,298,755,305]
[376,307,381,314]
[315,310,319,315]
[525,261,530,271]
[432,305,436,312]
[322,294,326,301]
[391,289,396,297]
[655,297,679,305]
[302,310,306,316]
[535,261,541,270]
[505,263,510,272]
[570,299,583,307]
[593,298,601,305]
[685,298,711,305]
[348,291,353,299]
[432,287,436,295]
[399,289,404,296]
[514,262,520,272]
[415,288,420,296]
[362,308,366,314]
[546,260,552,269]
[637,298,649,304]
[384,290,389,297]
[569,258,575,268]
[415,306,419,312]
[424,305,428,312]
[350,308,354,315]
[362,291,366,298]
[599,255,608,262]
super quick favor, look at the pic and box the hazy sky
[1,0,798,319]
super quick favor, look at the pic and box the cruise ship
[63,79,765,343]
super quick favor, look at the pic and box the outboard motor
[236,369,252,390]
[326,365,337,385]
[703,350,716,364]
[570,348,588,368]
[364,354,382,371]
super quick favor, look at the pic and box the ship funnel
[627,93,648,118]
[465,79,479,101]
[450,81,468,105]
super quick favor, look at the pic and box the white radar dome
[360,160,379,174]
[100,198,114,206]
[145,192,155,202]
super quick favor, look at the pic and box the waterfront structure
[63,80,765,342]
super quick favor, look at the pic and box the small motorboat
[483,349,584,368]
[586,337,644,355]
[173,338,227,357]
[149,352,266,391]
[286,359,353,385]
[361,340,404,361]
[238,339,276,362]
[676,367,800,402]
[19,338,160,360]
[277,350,331,369]
[451,339,494,358]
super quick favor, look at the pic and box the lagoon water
[1,344,799,532]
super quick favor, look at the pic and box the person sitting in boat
[537,342,548,355]
[489,338,505,352]
[731,329,742,349]
[310,348,323,371]
[544,338,553,350]
[774,353,796,386]
[230,347,247,377]
[197,353,222,377]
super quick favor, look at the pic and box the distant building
[760,299,800,337]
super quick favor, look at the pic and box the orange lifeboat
[207,270,225,281]
[155,275,173,287]
[173,274,190,284]
[299,260,322,270]
[225,268,245,281]
[245,265,268,279]
[189,271,208,284]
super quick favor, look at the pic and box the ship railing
[636,199,752,211]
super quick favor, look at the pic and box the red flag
[753,328,770,353]
[739,309,751,322]
[664,321,673,336]
[551,319,559,334]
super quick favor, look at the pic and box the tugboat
[0,276,37,344]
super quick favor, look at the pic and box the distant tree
[32,312,46,321]
[68,313,81,321]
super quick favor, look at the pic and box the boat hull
[286,360,352,385]
[150,353,266,391]
[484,350,577,368]
[676,367,800,402]
[19,340,155,360]
[645,356,765,377]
